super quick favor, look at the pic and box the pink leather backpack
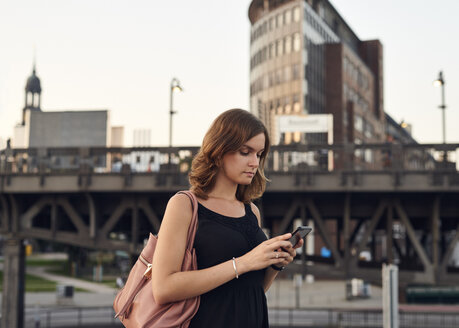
[113,190,200,327]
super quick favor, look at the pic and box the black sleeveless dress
[189,202,269,328]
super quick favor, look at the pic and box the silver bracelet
[232,257,239,279]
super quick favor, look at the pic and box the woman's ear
[214,156,222,168]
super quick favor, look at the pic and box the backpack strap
[176,190,199,251]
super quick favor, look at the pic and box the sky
[1,0,458,147]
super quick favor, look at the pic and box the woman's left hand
[276,238,304,267]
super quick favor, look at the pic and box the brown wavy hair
[189,108,270,203]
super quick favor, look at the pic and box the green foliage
[0,270,58,292]
[0,270,88,292]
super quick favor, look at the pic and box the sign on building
[278,114,333,135]
[277,114,334,170]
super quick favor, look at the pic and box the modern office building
[248,0,385,147]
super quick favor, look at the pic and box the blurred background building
[12,65,121,149]
[132,129,152,147]
[249,0,385,146]
[110,126,125,147]
[0,136,6,150]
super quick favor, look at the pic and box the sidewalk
[266,279,383,309]
[1,276,383,309]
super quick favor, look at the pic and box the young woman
[151,108,303,327]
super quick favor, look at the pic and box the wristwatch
[270,264,285,271]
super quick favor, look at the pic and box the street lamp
[433,71,446,144]
[169,77,183,147]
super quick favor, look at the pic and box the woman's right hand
[237,233,293,273]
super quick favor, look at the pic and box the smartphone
[288,226,312,247]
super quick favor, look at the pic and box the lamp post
[169,77,183,147]
[433,71,446,144]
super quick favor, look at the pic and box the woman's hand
[237,233,293,273]
[275,237,304,268]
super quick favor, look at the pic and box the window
[293,7,300,22]
[284,66,291,81]
[364,122,373,139]
[292,63,300,80]
[269,43,274,59]
[279,68,284,83]
[285,104,291,114]
[354,114,363,132]
[285,9,291,24]
[277,39,283,56]
[275,69,281,84]
[293,33,301,51]
[293,132,301,143]
[365,149,373,163]
[276,99,283,114]
[354,138,363,159]
[276,13,282,27]
[293,101,301,113]
[284,35,292,54]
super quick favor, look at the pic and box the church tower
[22,63,42,125]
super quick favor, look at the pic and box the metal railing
[23,306,121,328]
[17,306,459,328]
[1,143,458,175]
[268,307,459,327]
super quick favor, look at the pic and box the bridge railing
[0,143,458,175]
[19,305,459,328]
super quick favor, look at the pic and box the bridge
[1,143,459,327]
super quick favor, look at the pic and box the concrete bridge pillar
[1,237,25,328]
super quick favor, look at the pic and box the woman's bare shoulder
[163,193,194,224]
[169,192,193,207]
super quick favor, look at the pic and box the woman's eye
[240,151,249,156]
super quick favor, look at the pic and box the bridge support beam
[343,193,351,278]
[1,237,25,328]
[431,196,440,282]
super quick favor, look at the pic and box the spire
[33,45,37,74]
[23,59,42,124]
[25,62,41,94]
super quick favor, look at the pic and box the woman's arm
[249,203,281,292]
[152,194,292,305]
[250,203,303,293]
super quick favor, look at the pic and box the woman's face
[219,133,265,186]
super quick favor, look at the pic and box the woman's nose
[249,154,259,167]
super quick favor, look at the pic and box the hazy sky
[1,0,458,147]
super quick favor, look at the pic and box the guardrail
[268,307,459,328]
[1,143,458,175]
[23,306,121,328]
[14,305,459,328]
